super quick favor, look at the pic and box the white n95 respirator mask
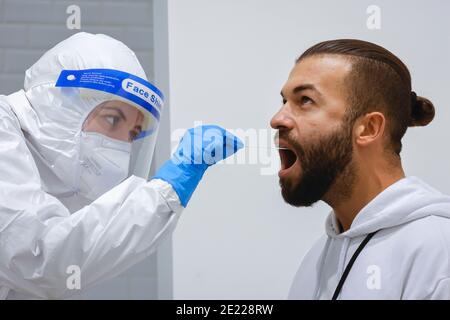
[78,131,131,200]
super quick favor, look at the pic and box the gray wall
[0,0,165,299]
[166,0,450,299]
[0,0,154,93]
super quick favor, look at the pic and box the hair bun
[409,93,435,127]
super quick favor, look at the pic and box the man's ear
[354,112,386,147]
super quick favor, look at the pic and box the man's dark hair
[297,39,435,155]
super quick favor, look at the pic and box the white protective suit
[288,176,450,299]
[0,33,182,299]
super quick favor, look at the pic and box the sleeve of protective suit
[0,101,183,299]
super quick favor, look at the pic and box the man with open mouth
[271,39,450,299]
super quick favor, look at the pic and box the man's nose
[270,104,295,130]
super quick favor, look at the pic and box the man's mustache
[274,131,305,158]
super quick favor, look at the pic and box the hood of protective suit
[6,32,147,200]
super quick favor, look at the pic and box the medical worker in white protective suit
[0,32,243,299]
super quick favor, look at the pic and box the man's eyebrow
[103,106,127,121]
[292,84,322,96]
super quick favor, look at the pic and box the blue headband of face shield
[55,68,164,140]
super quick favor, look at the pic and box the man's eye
[300,96,313,105]
[282,99,287,104]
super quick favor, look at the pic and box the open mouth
[279,147,298,173]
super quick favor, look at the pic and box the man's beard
[279,120,355,207]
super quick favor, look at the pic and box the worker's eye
[282,98,287,105]
[104,115,122,128]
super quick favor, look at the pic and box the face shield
[55,68,164,200]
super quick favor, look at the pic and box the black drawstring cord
[331,230,379,300]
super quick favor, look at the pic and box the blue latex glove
[152,125,243,207]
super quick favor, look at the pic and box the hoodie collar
[325,176,450,239]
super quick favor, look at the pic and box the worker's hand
[172,125,243,168]
[152,125,243,207]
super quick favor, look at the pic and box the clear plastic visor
[56,68,164,179]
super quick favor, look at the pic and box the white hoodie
[288,176,450,299]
